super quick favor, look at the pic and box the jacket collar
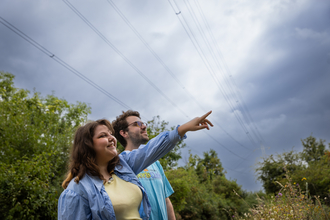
[87,174,104,192]
[86,156,133,192]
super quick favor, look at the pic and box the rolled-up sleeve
[121,126,187,174]
[58,189,91,220]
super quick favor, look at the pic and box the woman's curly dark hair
[62,119,120,189]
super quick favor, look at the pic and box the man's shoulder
[136,161,163,178]
[138,161,158,173]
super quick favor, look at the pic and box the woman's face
[93,124,117,165]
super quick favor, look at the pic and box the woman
[58,111,213,220]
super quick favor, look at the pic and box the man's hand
[178,111,213,137]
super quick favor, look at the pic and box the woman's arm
[120,111,213,174]
[58,190,91,220]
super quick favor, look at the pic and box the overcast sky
[1,0,329,191]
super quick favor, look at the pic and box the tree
[0,72,91,219]
[167,150,246,220]
[256,151,302,194]
[301,135,327,163]
[256,135,330,198]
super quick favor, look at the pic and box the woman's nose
[108,135,115,141]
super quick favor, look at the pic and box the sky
[1,0,330,192]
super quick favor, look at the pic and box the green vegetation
[0,72,90,219]
[1,71,329,219]
[233,168,330,219]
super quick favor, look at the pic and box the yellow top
[104,174,142,220]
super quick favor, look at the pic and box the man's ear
[119,130,128,139]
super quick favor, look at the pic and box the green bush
[0,72,90,219]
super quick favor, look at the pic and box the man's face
[125,116,149,146]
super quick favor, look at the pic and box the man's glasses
[127,121,148,128]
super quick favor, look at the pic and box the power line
[1,12,257,176]
[193,0,266,145]
[1,15,248,161]
[63,0,190,119]
[181,0,260,147]
[104,0,253,152]
[0,16,132,110]
[62,0,253,159]
[168,0,263,149]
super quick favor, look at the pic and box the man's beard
[128,130,149,147]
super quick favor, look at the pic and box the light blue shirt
[137,161,174,220]
[58,126,186,220]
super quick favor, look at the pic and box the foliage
[0,72,90,219]
[0,152,60,219]
[256,151,303,194]
[301,136,328,163]
[256,135,330,196]
[187,149,225,182]
[291,153,330,206]
[234,167,330,220]
[167,150,248,220]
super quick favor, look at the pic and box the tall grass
[233,168,330,220]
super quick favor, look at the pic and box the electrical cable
[168,0,262,149]
[1,15,249,162]
[62,0,254,159]
[193,0,266,144]
[63,0,190,119]
[0,16,132,110]
[105,0,253,152]
[181,0,260,146]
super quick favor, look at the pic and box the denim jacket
[58,126,186,220]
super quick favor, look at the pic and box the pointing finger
[200,110,212,120]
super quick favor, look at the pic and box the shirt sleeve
[58,189,92,220]
[120,126,186,175]
[156,161,174,198]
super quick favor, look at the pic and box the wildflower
[302,177,306,181]
[294,182,296,184]
[278,193,283,197]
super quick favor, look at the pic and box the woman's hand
[178,111,213,137]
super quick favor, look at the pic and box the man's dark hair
[112,110,140,148]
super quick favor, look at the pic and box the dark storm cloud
[236,1,330,142]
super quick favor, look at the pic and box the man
[112,110,177,220]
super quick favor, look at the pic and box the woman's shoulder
[64,174,100,197]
